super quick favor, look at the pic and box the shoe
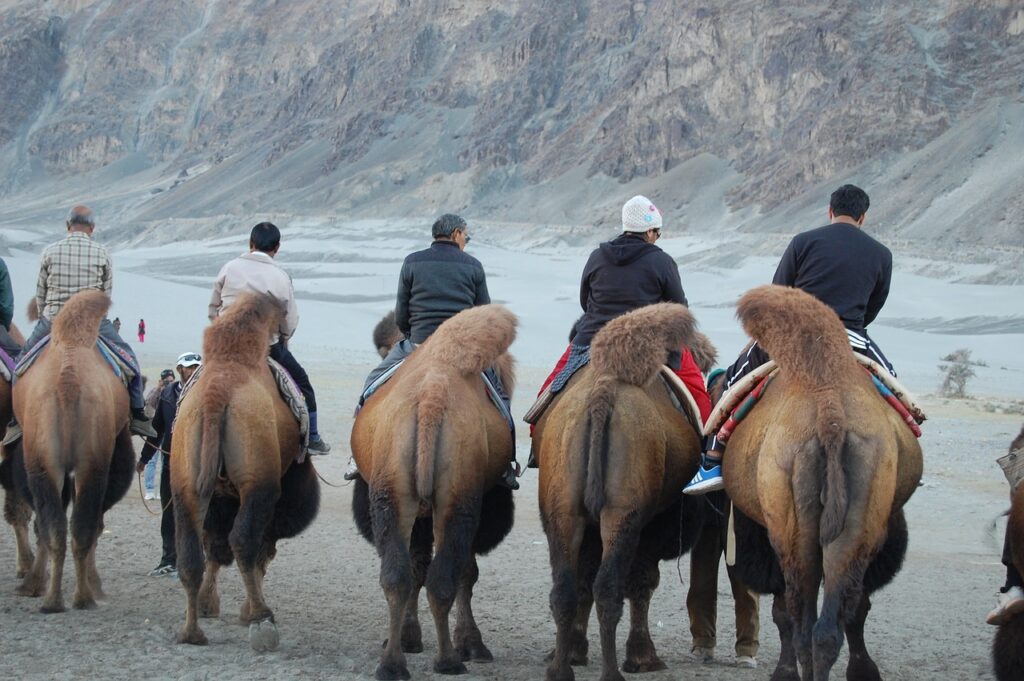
[683,462,724,495]
[689,647,714,664]
[307,435,331,455]
[499,463,520,490]
[148,563,176,577]
[2,421,21,447]
[343,458,361,481]
[144,491,156,500]
[736,655,757,668]
[130,411,158,439]
[987,586,1024,625]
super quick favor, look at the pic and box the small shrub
[938,348,976,398]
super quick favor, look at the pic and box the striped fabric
[36,232,112,320]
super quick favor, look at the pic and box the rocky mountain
[0,0,1021,255]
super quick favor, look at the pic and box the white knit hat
[621,195,663,233]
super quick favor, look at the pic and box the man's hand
[136,459,146,474]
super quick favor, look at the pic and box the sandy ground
[0,357,1019,681]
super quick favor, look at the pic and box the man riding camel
[536,195,712,425]
[3,206,156,445]
[348,213,519,489]
[685,184,895,494]
[208,221,330,454]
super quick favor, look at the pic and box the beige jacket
[208,252,298,344]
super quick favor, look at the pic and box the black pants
[159,455,175,568]
[1004,523,1023,592]
[270,342,316,412]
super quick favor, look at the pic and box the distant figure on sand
[138,318,146,342]
[113,317,121,333]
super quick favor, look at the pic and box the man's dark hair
[829,184,870,221]
[431,214,467,239]
[250,222,281,252]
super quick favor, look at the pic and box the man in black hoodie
[685,184,896,495]
[536,195,712,423]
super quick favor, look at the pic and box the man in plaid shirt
[3,206,156,445]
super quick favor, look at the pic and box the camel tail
[51,290,110,348]
[196,406,226,502]
[583,375,614,517]
[737,285,859,544]
[414,374,448,504]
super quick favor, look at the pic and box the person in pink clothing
[137,318,146,342]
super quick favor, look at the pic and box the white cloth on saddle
[702,355,926,438]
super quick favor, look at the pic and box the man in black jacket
[137,351,202,576]
[351,214,518,488]
[685,184,895,494]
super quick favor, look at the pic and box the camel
[720,285,923,681]
[535,303,706,681]
[993,426,1024,681]
[1,322,35,578]
[172,293,319,651]
[10,291,135,612]
[351,304,517,680]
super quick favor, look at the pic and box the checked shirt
[36,231,112,320]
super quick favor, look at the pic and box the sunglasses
[178,354,201,363]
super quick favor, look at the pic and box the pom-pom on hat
[621,195,663,233]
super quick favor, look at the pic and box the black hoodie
[572,233,687,347]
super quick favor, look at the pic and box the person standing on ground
[208,221,330,454]
[141,369,175,500]
[137,318,146,343]
[3,205,156,446]
[138,352,202,576]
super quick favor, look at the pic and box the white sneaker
[344,458,360,481]
[688,647,714,664]
[144,491,156,500]
[987,586,1024,625]
[736,655,757,668]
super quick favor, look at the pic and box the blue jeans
[144,451,162,493]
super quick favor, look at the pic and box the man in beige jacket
[208,222,330,453]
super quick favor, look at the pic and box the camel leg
[544,513,587,681]
[426,500,481,674]
[372,487,418,681]
[5,489,34,578]
[70,464,109,610]
[230,483,281,652]
[175,493,208,645]
[198,560,222,618]
[593,509,643,681]
[454,554,492,662]
[784,568,820,681]
[27,468,68,613]
[770,593,800,681]
[400,518,431,654]
[622,549,665,673]
[843,592,881,681]
[86,525,105,600]
[17,516,48,597]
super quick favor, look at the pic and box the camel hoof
[72,595,98,611]
[546,647,588,666]
[433,656,468,675]
[249,619,280,652]
[375,661,411,680]
[401,623,424,654]
[16,583,43,598]
[177,627,209,646]
[545,665,576,681]
[456,637,493,662]
[40,601,66,614]
[770,665,800,681]
[599,670,626,681]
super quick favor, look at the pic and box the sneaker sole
[684,479,725,495]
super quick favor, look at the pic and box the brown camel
[10,290,135,612]
[1,322,35,578]
[172,292,319,651]
[721,285,923,681]
[351,304,517,680]
[535,303,706,681]
[993,426,1024,681]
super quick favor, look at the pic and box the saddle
[14,334,136,387]
[703,355,927,442]
[178,359,310,461]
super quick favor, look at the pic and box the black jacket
[395,241,490,344]
[139,381,181,466]
[773,223,892,332]
[573,233,687,347]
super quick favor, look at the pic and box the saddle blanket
[14,334,136,387]
[178,359,310,461]
[0,347,15,382]
[703,355,926,440]
[359,358,515,434]
[523,354,704,434]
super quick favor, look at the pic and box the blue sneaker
[683,463,724,495]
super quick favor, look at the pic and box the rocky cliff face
[0,0,1021,249]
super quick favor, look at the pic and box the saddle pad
[658,366,704,434]
[703,362,779,437]
[14,334,135,387]
[853,354,926,424]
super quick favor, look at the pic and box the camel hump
[420,305,517,375]
[51,290,111,347]
[590,303,697,386]
[203,293,282,367]
[737,285,858,387]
